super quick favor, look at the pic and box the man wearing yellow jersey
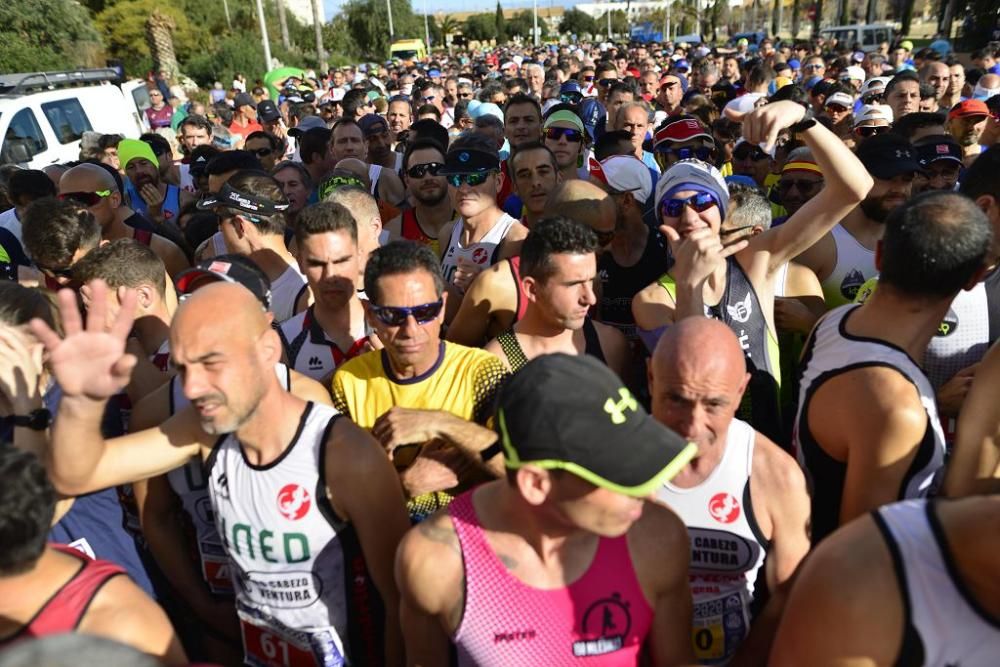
[332,241,508,521]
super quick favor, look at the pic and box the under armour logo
[895,149,911,159]
[308,355,323,369]
[603,388,638,425]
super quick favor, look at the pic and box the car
[0,68,146,169]
[729,30,767,51]
[819,24,896,53]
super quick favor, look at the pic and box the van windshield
[393,49,418,59]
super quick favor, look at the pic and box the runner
[29,281,410,666]
[485,216,628,377]
[118,139,197,227]
[794,192,992,544]
[650,318,810,665]
[508,142,561,228]
[395,353,698,665]
[384,139,455,255]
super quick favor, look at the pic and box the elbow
[831,170,874,205]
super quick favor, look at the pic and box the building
[285,0,324,26]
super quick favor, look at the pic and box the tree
[438,14,460,51]
[559,8,597,37]
[464,13,498,43]
[96,0,207,77]
[600,10,629,36]
[495,1,507,42]
[507,10,547,40]
[0,0,102,73]
[342,0,422,59]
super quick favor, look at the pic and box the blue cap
[578,98,607,142]
[675,59,690,72]
[788,58,801,69]
[560,80,582,95]
[724,174,759,189]
[428,69,441,77]
[804,75,823,91]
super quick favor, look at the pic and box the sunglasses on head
[854,125,888,137]
[369,299,443,326]
[598,78,618,88]
[778,178,823,193]
[734,144,769,161]
[660,192,717,218]
[446,171,494,187]
[544,126,583,142]
[658,145,713,161]
[406,162,443,178]
[58,190,112,207]
[250,147,273,158]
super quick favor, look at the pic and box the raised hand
[661,225,749,289]
[28,280,139,401]
[0,326,43,416]
[725,100,807,153]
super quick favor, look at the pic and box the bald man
[446,179,618,346]
[59,163,189,278]
[30,280,410,667]
[650,318,810,665]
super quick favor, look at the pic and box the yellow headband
[783,160,822,175]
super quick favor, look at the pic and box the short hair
[959,148,1000,202]
[509,141,558,173]
[178,114,213,135]
[885,70,920,97]
[477,82,503,103]
[139,132,171,159]
[342,89,369,118]
[0,448,55,576]
[880,192,992,299]
[297,128,333,165]
[891,111,946,140]
[474,114,504,134]
[271,160,314,188]
[520,216,598,282]
[71,238,167,297]
[324,187,380,235]
[219,171,289,236]
[0,282,56,331]
[409,118,449,152]
[294,201,358,246]
[607,81,637,99]
[416,103,442,121]
[504,93,541,121]
[402,138,446,171]
[726,186,772,231]
[918,82,937,100]
[364,240,444,304]
[21,197,101,268]
[747,64,776,91]
[7,169,55,204]
[245,130,282,151]
[205,150,262,177]
[97,133,123,151]
[593,130,635,161]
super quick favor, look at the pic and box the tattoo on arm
[498,553,518,571]
[417,519,462,556]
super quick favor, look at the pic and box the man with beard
[385,140,455,256]
[795,134,921,309]
[946,99,990,166]
[772,148,824,225]
[359,114,401,172]
[279,202,373,384]
[119,139,197,227]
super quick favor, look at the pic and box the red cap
[948,99,989,120]
[654,116,711,148]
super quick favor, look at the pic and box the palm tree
[439,14,459,53]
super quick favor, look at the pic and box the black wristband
[789,108,816,134]
[11,408,52,431]
[480,440,503,462]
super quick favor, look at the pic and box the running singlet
[332,342,508,521]
[440,213,517,286]
[449,491,654,666]
[658,419,767,664]
[821,224,875,308]
[0,545,124,647]
[278,306,371,382]
[874,500,1000,666]
[597,226,667,343]
[167,364,292,598]
[794,305,946,544]
[271,264,309,324]
[658,258,783,443]
[207,402,386,667]
[129,182,182,224]
[400,208,442,257]
[496,318,607,373]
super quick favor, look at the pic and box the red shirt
[228,118,263,140]
[145,105,173,129]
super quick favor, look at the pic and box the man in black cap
[912,134,963,193]
[395,353,698,666]
[254,100,290,159]
[795,133,922,308]
[228,92,262,142]
[359,113,401,171]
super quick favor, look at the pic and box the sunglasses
[36,259,78,279]
[446,171,494,187]
[825,103,850,113]
[660,192,717,218]
[854,125,888,137]
[657,145,713,161]
[598,78,618,88]
[406,162,443,178]
[421,95,436,103]
[803,63,824,71]
[544,127,583,142]
[777,178,823,193]
[582,75,596,82]
[369,299,443,326]
[58,189,112,207]
[250,147,273,158]
[560,94,583,104]
[458,92,472,99]
[734,145,769,161]
[862,93,884,104]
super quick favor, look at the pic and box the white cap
[859,76,891,97]
[592,155,653,206]
[853,104,894,127]
[825,92,855,108]
[843,65,866,81]
[724,92,765,115]
[973,81,1000,100]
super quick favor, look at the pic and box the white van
[819,24,896,53]
[0,69,147,169]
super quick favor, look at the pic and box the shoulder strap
[133,228,153,246]
[656,272,677,301]
[582,318,606,363]
[497,329,529,372]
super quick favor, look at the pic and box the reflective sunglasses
[598,78,618,88]
[446,171,494,187]
[249,147,273,158]
[582,75,595,82]
[58,189,112,207]
[777,178,823,193]
[559,93,583,104]
[803,63,824,71]
[854,125,888,137]
[544,126,583,143]
[369,299,444,326]
[658,145,713,161]
[421,95,436,103]
[660,192,717,218]
[734,144,769,161]
[406,162,443,179]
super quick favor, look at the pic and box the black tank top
[597,226,667,341]
[497,318,606,372]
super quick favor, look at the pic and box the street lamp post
[533,0,539,46]
[254,0,272,71]
[387,0,395,41]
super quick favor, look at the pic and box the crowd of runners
[0,27,999,667]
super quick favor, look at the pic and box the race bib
[239,612,344,667]
[201,551,235,595]
[691,590,750,664]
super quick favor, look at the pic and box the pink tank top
[449,490,654,666]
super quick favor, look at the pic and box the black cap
[256,99,281,123]
[915,136,963,167]
[497,355,697,497]
[197,182,290,216]
[358,113,389,136]
[176,255,272,310]
[440,134,500,175]
[857,133,921,180]
[234,92,256,109]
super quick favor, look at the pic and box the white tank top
[822,224,876,308]
[794,305,946,543]
[271,263,308,324]
[440,212,517,286]
[772,262,789,298]
[166,363,292,597]
[207,401,384,666]
[658,419,766,665]
[876,499,1000,666]
[367,164,381,196]
[277,306,372,382]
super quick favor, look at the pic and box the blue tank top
[126,181,182,225]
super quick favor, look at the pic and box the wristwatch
[11,408,52,431]
[789,108,816,134]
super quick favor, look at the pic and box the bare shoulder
[632,278,674,329]
[507,221,530,242]
[82,572,181,660]
[751,432,808,498]
[326,416,386,468]
[438,220,457,258]
[630,500,689,561]
[395,508,465,615]
[289,369,333,405]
